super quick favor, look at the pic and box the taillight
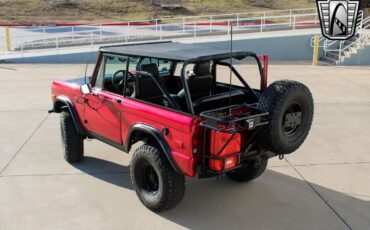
[191,118,203,156]
[192,134,198,155]
[51,94,56,102]
[192,119,203,156]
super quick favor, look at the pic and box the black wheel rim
[282,102,303,135]
[141,163,159,194]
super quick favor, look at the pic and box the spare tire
[257,80,314,154]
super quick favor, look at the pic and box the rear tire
[130,144,185,212]
[226,159,268,182]
[60,111,84,163]
[257,80,314,154]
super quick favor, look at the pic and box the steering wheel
[112,70,135,92]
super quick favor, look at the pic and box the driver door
[84,54,127,144]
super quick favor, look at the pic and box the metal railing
[0,8,318,55]
[324,11,365,49]
[310,11,365,48]
[312,11,370,63]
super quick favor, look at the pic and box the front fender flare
[52,95,88,137]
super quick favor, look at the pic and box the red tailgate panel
[209,131,241,171]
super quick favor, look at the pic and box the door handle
[114,98,122,104]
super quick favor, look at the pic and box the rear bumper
[197,149,276,178]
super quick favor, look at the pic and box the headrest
[139,63,159,77]
[194,62,210,75]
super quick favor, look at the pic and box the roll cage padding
[52,96,89,137]
[126,123,183,175]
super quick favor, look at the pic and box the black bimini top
[100,41,256,62]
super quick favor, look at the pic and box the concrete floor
[0,64,369,230]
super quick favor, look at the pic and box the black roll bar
[216,62,259,100]
[180,52,266,115]
[135,71,181,110]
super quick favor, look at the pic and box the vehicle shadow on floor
[72,157,370,229]
[72,156,133,190]
[161,170,370,229]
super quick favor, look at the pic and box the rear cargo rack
[200,104,269,133]
[198,104,269,175]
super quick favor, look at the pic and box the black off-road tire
[257,80,314,154]
[60,111,84,163]
[130,144,185,212]
[226,159,268,182]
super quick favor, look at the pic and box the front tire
[226,159,268,182]
[130,144,185,212]
[60,111,84,163]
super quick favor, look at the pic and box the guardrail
[0,8,318,55]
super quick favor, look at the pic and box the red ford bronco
[49,41,314,212]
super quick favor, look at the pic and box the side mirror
[80,83,92,95]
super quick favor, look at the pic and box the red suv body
[49,42,313,212]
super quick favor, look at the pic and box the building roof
[100,41,255,62]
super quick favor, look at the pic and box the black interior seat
[178,61,213,101]
[103,77,115,93]
[192,90,246,114]
[134,63,164,104]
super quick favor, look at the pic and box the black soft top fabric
[100,41,255,62]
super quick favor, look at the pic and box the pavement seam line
[338,76,370,91]
[0,171,130,178]
[285,158,353,230]
[315,102,370,105]
[0,114,49,176]
[268,161,370,168]
[0,109,48,113]
[0,66,17,70]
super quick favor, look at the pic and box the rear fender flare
[126,123,183,175]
